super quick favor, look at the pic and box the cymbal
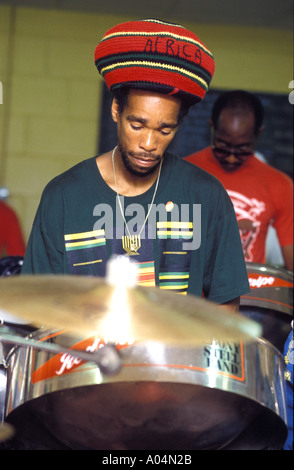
[0,422,14,442]
[0,275,261,344]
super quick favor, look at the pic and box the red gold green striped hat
[94,19,215,105]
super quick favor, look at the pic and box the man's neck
[96,150,160,197]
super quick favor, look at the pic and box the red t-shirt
[184,147,293,264]
[0,200,26,257]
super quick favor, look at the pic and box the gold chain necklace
[112,145,163,256]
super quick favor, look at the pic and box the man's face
[112,89,181,177]
[211,108,257,172]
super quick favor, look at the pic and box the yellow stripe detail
[159,274,189,279]
[143,19,183,28]
[157,230,192,236]
[163,252,187,255]
[65,230,104,241]
[160,285,188,290]
[101,61,208,89]
[138,267,155,274]
[102,31,213,56]
[157,221,193,228]
[65,238,106,248]
[73,259,102,267]
[138,280,156,287]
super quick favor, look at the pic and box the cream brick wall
[0,6,292,243]
[0,6,12,190]
[0,7,130,240]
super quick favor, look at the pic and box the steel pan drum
[240,263,293,352]
[0,321,35,423]
[2,329,287,450]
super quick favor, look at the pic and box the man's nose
[140,130,157,151]
[226,152,239,163]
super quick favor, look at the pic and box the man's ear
[111,97,119,123]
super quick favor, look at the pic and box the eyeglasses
[212,145,253,160]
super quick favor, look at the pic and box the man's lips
[131,155,160,167]
[222,162,242,171]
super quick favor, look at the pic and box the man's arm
[21,183,66,275]
[281,244,293,272]
[221,297,240,312]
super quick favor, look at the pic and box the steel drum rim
[2,329,284,452]
[4,328,287,420]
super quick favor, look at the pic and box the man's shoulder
[43,157,95,195]
[252,156,293,186]
[170,152,226,191]
[183,146,211,163]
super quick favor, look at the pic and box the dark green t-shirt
[22,153,249,303]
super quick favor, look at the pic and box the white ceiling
[0,0,293,30]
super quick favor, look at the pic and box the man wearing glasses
[184,90,293,271]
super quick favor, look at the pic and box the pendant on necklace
[122,235,141,256]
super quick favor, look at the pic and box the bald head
[211,90,264,136]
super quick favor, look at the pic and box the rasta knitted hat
[94,19,215,105]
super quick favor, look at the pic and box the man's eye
[160,129,172,136]
[131,124,142,131]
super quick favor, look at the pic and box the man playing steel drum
[22,19,249,311]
